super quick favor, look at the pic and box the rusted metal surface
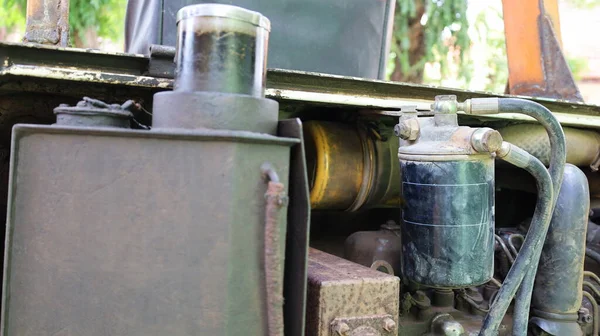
[24,0,69,46]
[502,0,583,102]
[53,97,134,128]
[305,248,399,336]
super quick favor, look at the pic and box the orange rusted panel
[502,0,583,101]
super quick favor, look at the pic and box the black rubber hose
[502,100,566,336]
[479,143,554,336]
[587,248,600,265]
[475,98,566,336]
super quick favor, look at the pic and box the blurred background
[0,0,598,103]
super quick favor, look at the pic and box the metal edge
[1,125,23,336]
[10,124,300,146]
[278,119,310,336]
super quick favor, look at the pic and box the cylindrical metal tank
[175,4,270,96]
[303,121,400,211]
[398,96,496,288]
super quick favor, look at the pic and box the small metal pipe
[495,234,515,264]
[585,271,600,286]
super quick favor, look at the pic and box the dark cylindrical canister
[175,4,270,96]
[399,156,495,288]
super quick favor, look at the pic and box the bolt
[471,128,503,153]
[332,321,351,336]
[394,118,420,140]
[382,318,396,332]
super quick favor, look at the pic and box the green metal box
[2,124,296,335]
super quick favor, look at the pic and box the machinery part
[397,96,497,288]
[152,4,278,134]
[484,142,554,336]
[53,97,133,128]
[2,123,297,336]
[428,314,466,336]
[344,220,402,275]
[175,4,269,97]
[463,97,567,336]
[147,44,176,78]
[531,164,589,334]
[2,4,297,335]
[303,121,400,210]
[499,124,600,170]
[501,0,583,101]
[305,248,399,336]
[278,119,311,336]
[587,248,600,265]
[24,0,69,46]
[582,291,600,336]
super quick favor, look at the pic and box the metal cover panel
[2,125,293,336]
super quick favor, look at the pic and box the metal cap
[177,4,271,31]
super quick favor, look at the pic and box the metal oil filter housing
[397,97,495,288]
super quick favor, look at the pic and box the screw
[382,318,396,332]
[394,118,420,140]
[332,321,351,336]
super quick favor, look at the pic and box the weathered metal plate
[1,125,297,335]
[306,248,400,336]
[278,119,310,336]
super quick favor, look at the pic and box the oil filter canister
[397,97,496,288]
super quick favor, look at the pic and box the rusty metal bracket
[24,0,69,46]
[502,0,583,102]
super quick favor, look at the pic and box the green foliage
[0,0,26,30]
[0,0,125,46]
[471,6,508,92]
[568,0,600,8]
[567,56,589,80]
[390,0,470,82]
[69,0,126,45]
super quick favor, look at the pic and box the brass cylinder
[303,121,400,210]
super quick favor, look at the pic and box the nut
[332,321,351,336]
[394,118,420,140]
[382,318,396,332]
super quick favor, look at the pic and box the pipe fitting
[471,128,503,153]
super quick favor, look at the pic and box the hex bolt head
[382,318,396,332]
[332,321,351,336]
[395,119,420,140]
[471,128,503,153]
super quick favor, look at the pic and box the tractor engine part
[397,96,498,288]
[344,220,402,275]
[303,121,400,211]
[530,164,589,335]
[1,4,296,336]
[305,248,400,336]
